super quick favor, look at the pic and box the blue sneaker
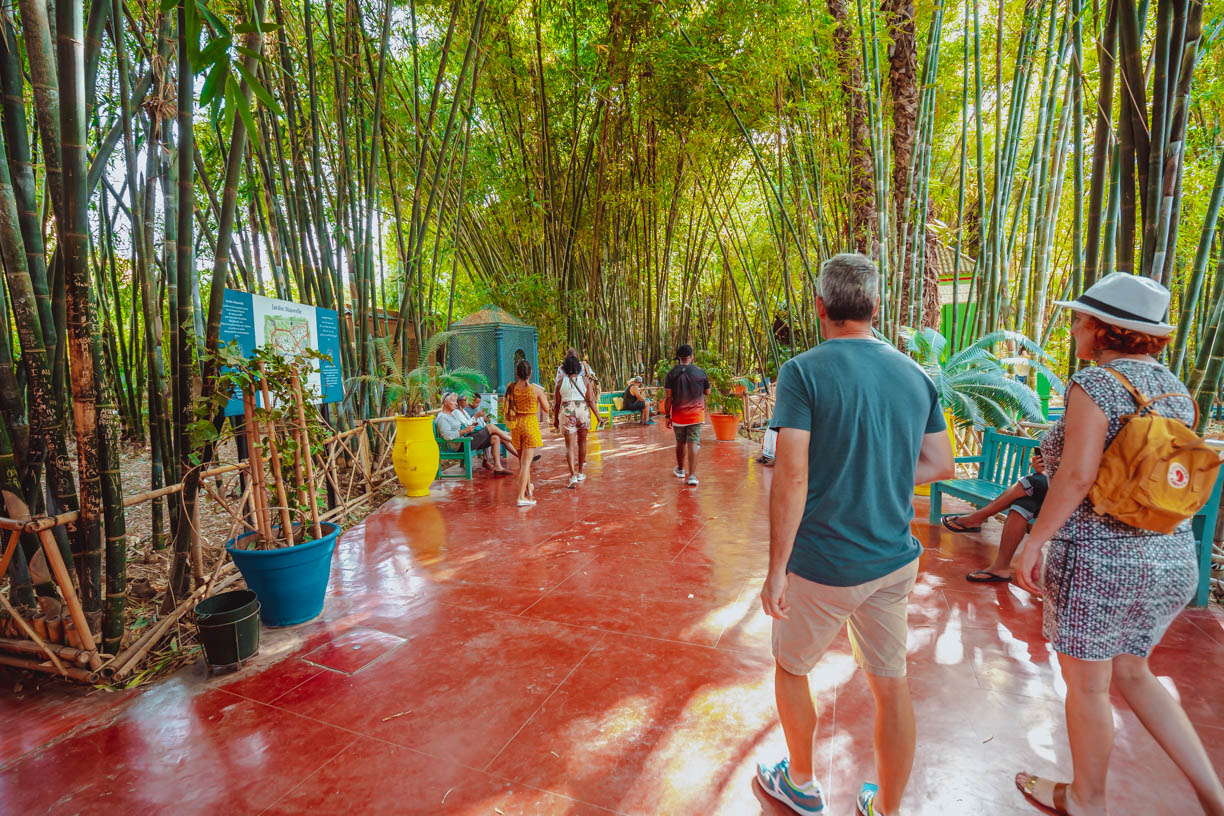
[856,782,881,815]
[755,758,825,814]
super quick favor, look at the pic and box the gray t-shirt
[771,339,944,586]
[435,411,468,443]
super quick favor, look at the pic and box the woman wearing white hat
[1011,273,1224,814]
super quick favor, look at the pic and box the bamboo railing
[0,416,401,683]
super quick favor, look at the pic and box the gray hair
[818,253,879,322]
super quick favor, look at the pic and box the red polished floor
[3,423,1223,814]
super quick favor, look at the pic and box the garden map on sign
[264,314,312,357]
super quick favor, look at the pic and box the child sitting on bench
[941,453,1047,583]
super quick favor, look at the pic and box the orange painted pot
[709,413,739,442]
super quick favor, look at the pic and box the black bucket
[195,589,261,670]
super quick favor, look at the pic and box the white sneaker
[576,472,587,481]
[568,476,579,489]
[516,499,536,507]
[686,475,699,486]
[673,466,686,478]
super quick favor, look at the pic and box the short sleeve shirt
[771,339,945,586]
[1039,359,1196,539]
[665,364,710,426]
[434,411,467,451]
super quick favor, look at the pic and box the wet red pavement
[2,423,1223,814]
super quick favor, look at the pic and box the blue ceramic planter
[225,522,340,626]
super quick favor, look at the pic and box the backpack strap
[1102,366,1199,427]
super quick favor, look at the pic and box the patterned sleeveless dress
[509,382,542,453]
[1039,359,1199,660]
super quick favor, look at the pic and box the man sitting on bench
[623,376,654,426]
[436,392,513,476]
[941,453,1047,583]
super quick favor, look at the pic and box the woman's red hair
[1086,316,1171,355]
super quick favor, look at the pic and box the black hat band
[1075,294,1162,325]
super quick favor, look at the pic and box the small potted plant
[192,343,339,627]
[695,350,753,442]
[360,333,488,497]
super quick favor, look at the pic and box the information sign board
[219,289,344,416]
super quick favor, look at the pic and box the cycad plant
[903,328,1063,430]
[362,332,488,417]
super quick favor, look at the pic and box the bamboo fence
[0,416,400,683]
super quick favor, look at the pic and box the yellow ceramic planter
[392,416,440,497]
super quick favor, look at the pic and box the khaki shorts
[772,559,918,678]
[673,423,702,444]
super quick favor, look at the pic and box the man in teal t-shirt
[754,253,954,816]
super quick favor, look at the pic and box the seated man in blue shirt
[756,253,954,816]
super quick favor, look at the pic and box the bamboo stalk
[0,652,95,681]
[0,636,93,666]
[0,529,17,577]
[37,528,101,669]
[243,389,272,541]
[290,423,307,520]
[0,586,69,676]
[256,363,295,547]
[292,375,322,540]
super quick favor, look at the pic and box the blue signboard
[219,289,344,416]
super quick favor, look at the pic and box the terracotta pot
[709,412,739,441]
[392,415,440,497]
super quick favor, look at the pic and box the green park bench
[930,427,1224,607]
[596,390,643,427]
[929,428,1041,525]
[434,423,508,480]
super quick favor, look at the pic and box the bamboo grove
[0,0,1220,648]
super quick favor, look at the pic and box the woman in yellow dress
[505,360,549,507]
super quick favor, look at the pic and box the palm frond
[996,356,1066,394]
[372,337,405,383]
[902,327,945,366]
[953,379,1044,422]
[437,368,490,396]
[971,393,1024,430]
[945,346,998,372]
[418,330,456,368]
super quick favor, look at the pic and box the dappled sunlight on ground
[2,423,1223,814]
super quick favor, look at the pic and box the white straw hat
[1052,272,1175,337]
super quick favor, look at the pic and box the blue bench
[931,427,1224,607]
[929,428,1041,524]
[596,390,645,427]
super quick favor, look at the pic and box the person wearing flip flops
[1011,274,1224,815]
[757,254,955,816]
[942,453,1047,583]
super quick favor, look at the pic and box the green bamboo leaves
[193,0,282,141]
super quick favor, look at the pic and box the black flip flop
[942,516,982,534]
[966,570,1011,583]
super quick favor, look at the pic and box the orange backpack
[1089,368,1224,533]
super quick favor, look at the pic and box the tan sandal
[1015,772,1070,814]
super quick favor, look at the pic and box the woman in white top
[552,354,602,488]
